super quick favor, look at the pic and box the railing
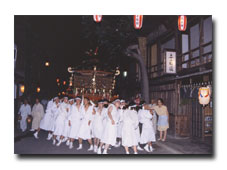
[148,41,212,79]
[178,41,212,71]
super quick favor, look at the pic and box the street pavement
[14,130,176,155]
[14,128,212,155]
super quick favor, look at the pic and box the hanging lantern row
[93,15,144,29]
[178,15,187,31]
[93,15,187,31]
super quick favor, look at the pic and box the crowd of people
[17,95,169,154]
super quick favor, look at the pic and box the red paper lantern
[93,15,102,23]
[134,15,143,29]
[178,15,187,31]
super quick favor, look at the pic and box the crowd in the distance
[17,95,169,154]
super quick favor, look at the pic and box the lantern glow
[93,15,102,23]
[27,116,32,123]
[178,15,187,31]
[123,71,127,77]
[45,61,50,67]
[20,85,25,93]
[37,87,41,93]
[198,86,211,106]
[134,15,143,29]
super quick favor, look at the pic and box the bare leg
[148,142,151,146]
[77,138,83,150]
[78,138,82,144]
[96,139,100,146]
[163,130,167,141]
[124,146,129,154]
[87,138,94,151]
[104,144,110,150]
[52,135,57,145]
[88,139,92,145]
[149,141,154,151]
[94,138,97,146]
[159,131,163,140]
[133,146,138,154]
[99,142,104,148]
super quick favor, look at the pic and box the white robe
[31,103,44,130]
[68,104,83,139]
[50,102,60,131]
[18,104,31,132]
[102,108,108,128]
[117,108,124,138]
[101,104,119,146]
[92,107,106,139]
[53,102,70,136]
[139,110,156,144]
[122,109,139,147]
[62,104,72,137]
[77,105,94,140]
[40,100,54,131]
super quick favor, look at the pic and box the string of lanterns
[19,84,41,94]
[93,15,187,31]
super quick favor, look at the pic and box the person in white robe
[92,100,106,152]
[49,98,61,139]
[102,99,109,130]
[18,99,31,132]
[96,100,109,152]
[39,97,59,140]
[32,98,44,139]
[68,97,83,149]
[77,97,95,151]
[99,99,120,154]
[115,100,126,147]
[122,105,139,154]
[139,104,156,152]
[61,98,74,146]
[52,97,70,146]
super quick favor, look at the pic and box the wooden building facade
[140,16,213,140]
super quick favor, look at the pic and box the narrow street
[14,129,212,155]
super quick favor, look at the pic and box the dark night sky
[28,15,84,74]
[14,15,179,97]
